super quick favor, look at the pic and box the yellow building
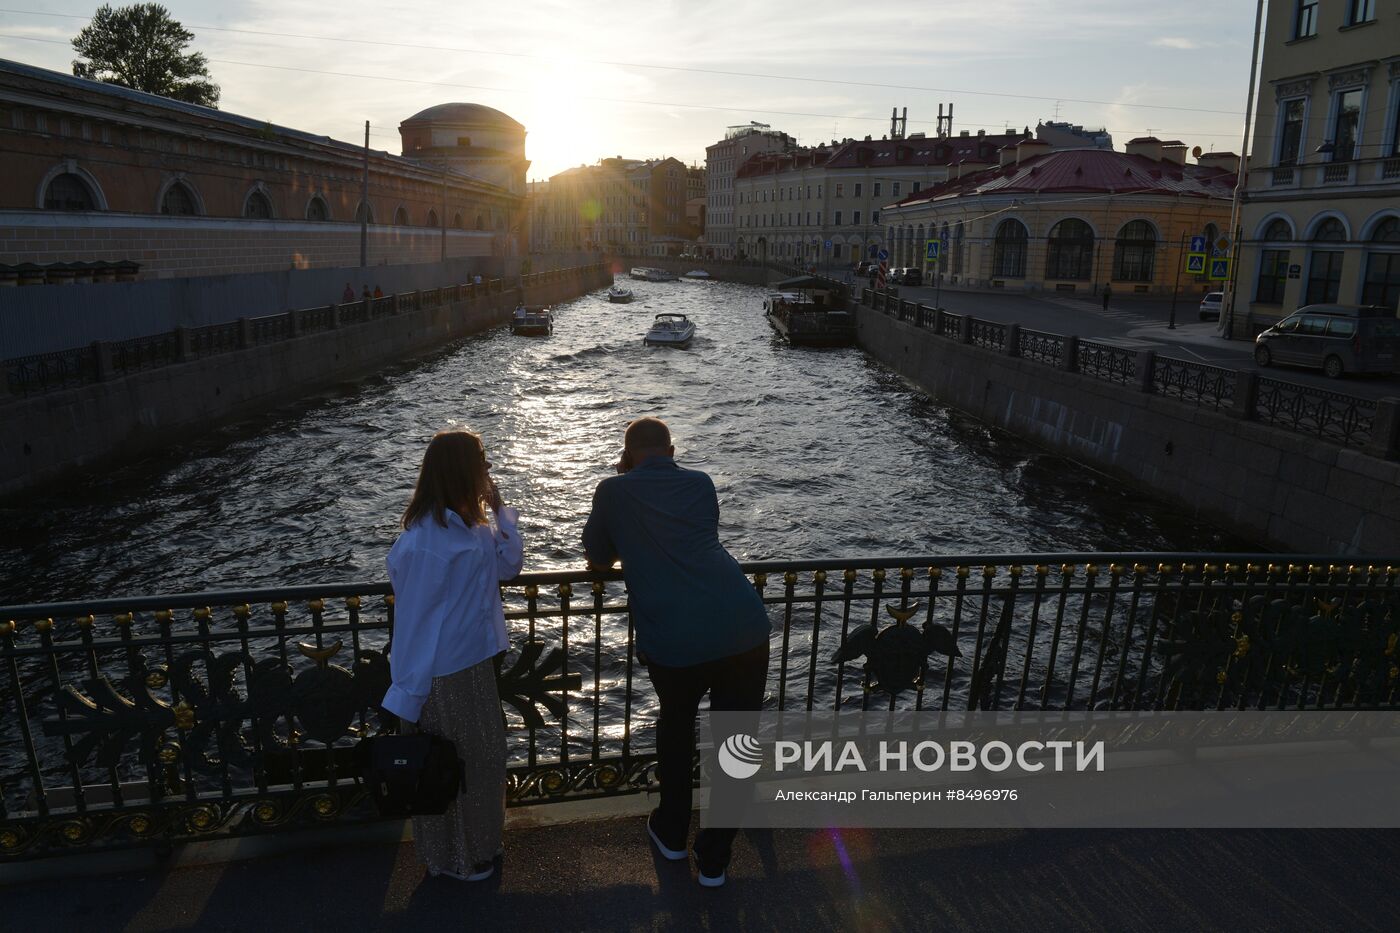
[881,138,1235,297]
[1234,0,1400,335]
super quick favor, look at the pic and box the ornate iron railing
[1017,328,1065,367]
[1152,357,1236,411]
[4,347,96,396]
[968,319,1006,352]
[2,554,1397,860]
[110,334,178,377]
[1075,340,1136,385]
[1,265,606,398]
[1254,378,1374,448]
[938,311,962,340]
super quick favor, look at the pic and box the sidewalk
[4,808,1397,932]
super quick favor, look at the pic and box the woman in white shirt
[383,429,524,882]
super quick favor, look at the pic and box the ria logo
[717,733,763,780]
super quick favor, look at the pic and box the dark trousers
[646,641,768,868]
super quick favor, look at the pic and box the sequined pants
[409,657,506,875]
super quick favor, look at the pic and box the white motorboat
[607,285,634,303]
[681,269,711,280]
[643,313,695,348]
[630,266,677,282]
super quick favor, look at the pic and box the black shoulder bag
[354,730,465,817]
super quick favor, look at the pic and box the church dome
[401,103,522,130]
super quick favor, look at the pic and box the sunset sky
[0,1,1259,179]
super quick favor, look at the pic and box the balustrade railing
[2,555,1396,860]
[1017,328,1065,367]
[968,319,1006,351]
[1075,339,1136,384]
[1254,377,1374,448]
[2,265,608,398]
[938,311,962,340]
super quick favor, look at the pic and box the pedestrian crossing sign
[925,240,941,262]
[1185,253,1206,274]
[1208,257,1231,281]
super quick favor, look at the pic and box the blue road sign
[824,240,832,249]
[1189,235,1207,253]
[925,240,941,261]
[1185,253,1206,274]
[877,248,889,261]
[1209,258,1231,281]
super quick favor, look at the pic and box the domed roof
[402,103,522,129]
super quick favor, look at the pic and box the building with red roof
[878,137,1236,296]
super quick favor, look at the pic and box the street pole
[440,165,447,263]
[360,121,369,269]
[1219,0,1265,340]
[1168,232,1183,329]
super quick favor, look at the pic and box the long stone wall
[0,265,612,496]
[856,302,1400,554]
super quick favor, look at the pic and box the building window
[306,196,329,221]
[1362,217,1400,306]
[912,182,921,193]
[892,182,901,196]
[43,172,96,210]
[1255,218,1293,303]
[854,183,862,196]
[835,183,844,197]
[1278,99,1305,165]
[1332,88,1363,160]
[872,211,879,223]
[873,182,881,197]
[161,181,198,216]
[454,212,464,229]
[392,206,409,226]
[1112,220,1156,282]
[355,201,374,224]
[853,210,862,225]
[1305,217,1346,303]
[427,209,439,227]
[1045,218,1095,280]
[1348,0,1375,24]
[1294,0,1318,38]
[834,211,842,225]
[993,220,1028,277]
[244,189,273,219]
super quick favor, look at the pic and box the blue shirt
[383,506,523,722]
[582,457,769,667]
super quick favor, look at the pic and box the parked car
[894,267,923,286]
[1199,291,1223,320]
[1253,304,1399,378]
[855,259,878,276]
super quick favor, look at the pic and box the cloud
[1151,37,1203,50]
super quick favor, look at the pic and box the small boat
[681,269,711,280]
[630,266,676,282]
[608,285,634,303]
[510,305,553,336]
[643,313,695,348]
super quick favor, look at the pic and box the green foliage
[71,3,220,107]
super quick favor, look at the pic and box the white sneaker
[697,865,726,888]
[647,811,688,861]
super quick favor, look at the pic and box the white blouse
[382,506,523,722]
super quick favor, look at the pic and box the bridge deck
[3,809,1395,932]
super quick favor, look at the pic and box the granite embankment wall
[0,264,612,496]
[856,302,1400,554]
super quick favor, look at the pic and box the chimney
[1125,137,1163,161]
[1015,139,1052,163]
[954,160,993,179]
[1197,151,1239,171]
[1160,140,1187,165]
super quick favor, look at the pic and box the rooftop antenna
[1146,127,1159,137]
[890,107,899,140]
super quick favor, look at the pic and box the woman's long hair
[402,430,490,529]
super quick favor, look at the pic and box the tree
[71,4,219,107]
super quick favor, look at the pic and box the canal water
[1,278,1248,606]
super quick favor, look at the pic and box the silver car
[1253,304,1399,378]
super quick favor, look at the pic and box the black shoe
[647,809,688,861]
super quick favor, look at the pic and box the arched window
[306,196,329,221]
[355,201,374,224]
[992,219,1028,278]
[1255,219,1293,304]
[1361,216,1400,307]
[1306,217,1347,303]
[427,209,439,228]
[244,189,273,219]
[161,181,199,216]
[1112,220,1156,282]
[44,172,98,211]
[1045,218,1094,280]
[393,206,410,226]
[476,213,485,230]
[453,212,464,229]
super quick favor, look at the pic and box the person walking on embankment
[1102,283,1113,310]
[582,417,770,888]
[382,429,524,882]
